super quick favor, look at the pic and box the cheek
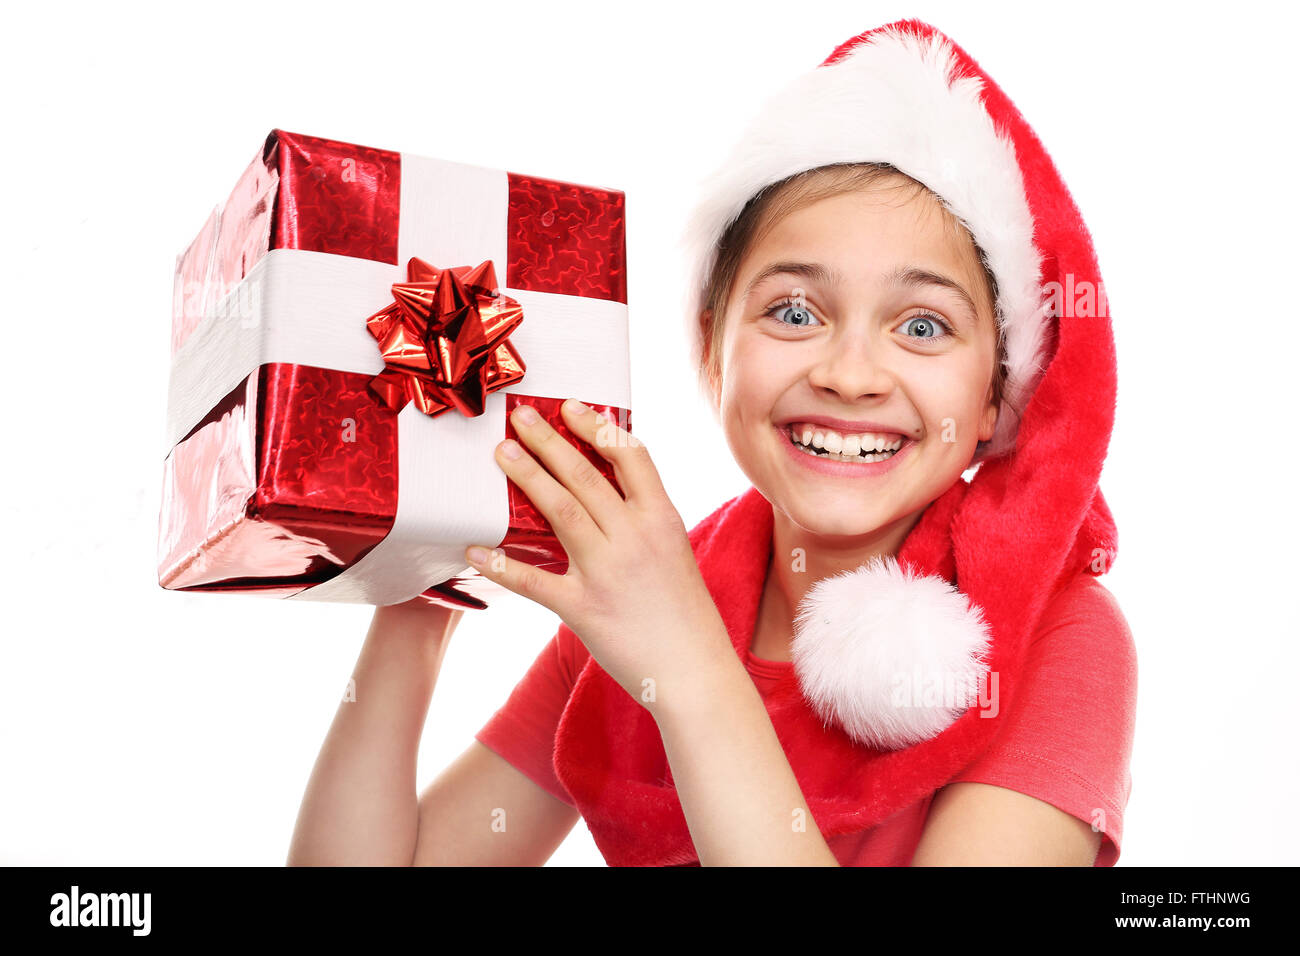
[720,336,783,415]
[906,357,989,429]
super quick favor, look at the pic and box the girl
[288,19,1136,867]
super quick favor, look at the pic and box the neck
[761,505,927,654]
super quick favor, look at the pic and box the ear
[979,381,999,444]
[701,308,722,409]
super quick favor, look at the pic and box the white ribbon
[164,155,630,605]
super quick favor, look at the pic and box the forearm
[650,644,839,866]
[287,600,461,866]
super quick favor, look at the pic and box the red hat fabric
[551,18,1119,865]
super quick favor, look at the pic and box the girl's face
[710,186,1000,540]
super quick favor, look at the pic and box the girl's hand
[464,399,734,708]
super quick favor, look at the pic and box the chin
[778,492,898,538]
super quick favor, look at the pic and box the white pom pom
[790,556,992,751]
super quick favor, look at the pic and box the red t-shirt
[475,571,1137,865]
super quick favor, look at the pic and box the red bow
[365,257,526,417]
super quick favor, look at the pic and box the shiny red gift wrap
[159,129,630,610]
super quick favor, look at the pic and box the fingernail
[466,546,491,565]
[514,404,540,424]
[500,439,522,459]
[564,398,589,415]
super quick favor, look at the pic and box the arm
[449,405,835,865]
[650,641,839,867]
[910,782,1102,865]
[287,599,578,866]
[411,741,579,866]
[287,598,459,866]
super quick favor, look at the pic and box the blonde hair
[696,162,1007,426]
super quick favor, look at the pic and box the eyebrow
[743,260,980,323]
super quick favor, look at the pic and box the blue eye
[900,312,955,341]
[763,300,956,341]
[763,298,822,328]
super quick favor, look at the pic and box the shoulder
[1032,574,1137,698]
[1013,574,1139,752]
[1041,572,1130,630]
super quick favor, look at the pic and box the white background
[2,0,1296,866]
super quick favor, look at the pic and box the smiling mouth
[783,425,909,463]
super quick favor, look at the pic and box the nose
[806,325,896,401]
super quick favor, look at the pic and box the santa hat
[676,18,1119,750]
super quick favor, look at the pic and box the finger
[464,544,576,617]
[562,400,667,507]
[509,401,626,534]
[492,428,605,567]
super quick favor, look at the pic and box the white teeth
[786,423,905,454]
[785,424,906,463]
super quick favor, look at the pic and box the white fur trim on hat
[790,556,992,750]
[680,25,1051,462]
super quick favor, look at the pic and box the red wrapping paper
[159,129,629,610]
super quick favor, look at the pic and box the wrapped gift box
[159,129,630,610]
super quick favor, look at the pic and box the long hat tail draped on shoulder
[552,18,1119,867]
